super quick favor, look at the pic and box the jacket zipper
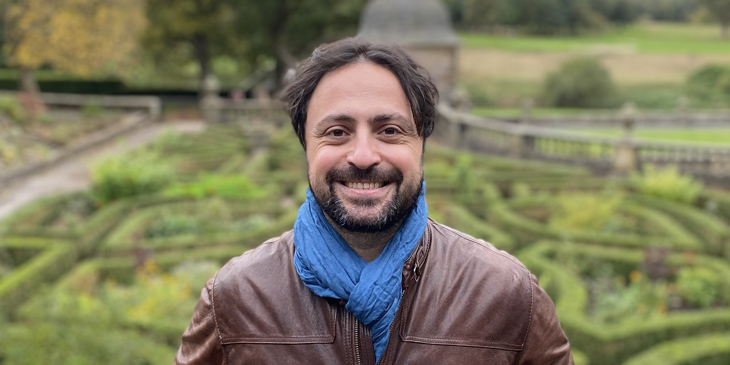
[354,314,362,365]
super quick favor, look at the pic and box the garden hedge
[519,241,730,365]
[622,332,730,365]
[488,197,702,251]
[0,243,77,317]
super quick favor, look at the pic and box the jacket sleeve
[175,278,225,365]
[515,274,574,365]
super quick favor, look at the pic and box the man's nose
[346,134,381,170]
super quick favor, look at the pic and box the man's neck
[325,216,404,262]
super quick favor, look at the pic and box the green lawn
[460,22,730,54]
[577,128,730,145]
[471,108,730,145]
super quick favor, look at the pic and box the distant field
[575,128,730,145]
[460,23,730,54]
[470,108,730,145]
[458,22,730,108]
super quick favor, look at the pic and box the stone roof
[357,0,459,47]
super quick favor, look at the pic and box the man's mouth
[344,181,385,190]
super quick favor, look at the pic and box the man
[176,38,573,364]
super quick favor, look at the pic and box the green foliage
[0,260,218,364]
[91,149,175,205]
[0,95,26,123]
[686,63,730,105]
[623,333,730,365]
[589,269,670,324]
[163,174,270,201]
[676,267,723,308]
[453,154,478,205]
[550,192,625,232]
[632,165,703,204]
[81,99,106,118]
[145,215,201,239]
[0,245,77,317]
[543,57,618,108]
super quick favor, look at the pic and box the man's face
[304,62,424,232]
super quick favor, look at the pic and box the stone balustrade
[437,105,730,187]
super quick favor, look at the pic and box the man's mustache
[325,165,403,185]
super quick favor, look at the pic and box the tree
[698,0,730,39]
[142,0,242,90]
[3,0,146,95]
[233,0,367,89]
[495,0,605,35]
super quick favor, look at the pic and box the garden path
[0,120,206,221]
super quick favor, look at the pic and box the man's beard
[309,165,423,233]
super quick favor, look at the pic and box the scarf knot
[294,183,427,362]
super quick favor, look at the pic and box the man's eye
[330,129,345,137]
[383,127,398,135]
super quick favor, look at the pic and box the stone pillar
[200,74,222,123]
[676,96,688,127]
[520,98,534,125]
[613,102,639,175]
[449,114,468,149]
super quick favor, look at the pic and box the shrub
[542,57,618,108]
[163,174,270,201]
[145,215,201,239]
[90,149,175,205]
[676,267,722,308]
[81,99,106,118]
[0,95,26,123]
[632,165,703,204]
[549,192,625,232]
[686,63,730,105]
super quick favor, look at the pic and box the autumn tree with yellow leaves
[3,0,146,97]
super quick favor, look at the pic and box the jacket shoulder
[401,220,537,350]
[209,230,335,344]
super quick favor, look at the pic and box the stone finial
[619,102,637,137]
[200,74,222,123]
[520,98,534,124]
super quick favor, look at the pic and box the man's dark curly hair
[284,37,439,149]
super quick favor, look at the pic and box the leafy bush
[676,267,722,308]
[686,63,730,105]
[632,165,703,204]
[145,215,201,238]
[81,99,106,118]
[90,149,175,205]
[589,269,670,324]
[542,57,618,108]
[0,95,26,123]
[0,260,218,364]
[550,192,625,232]
[163,174,270,201]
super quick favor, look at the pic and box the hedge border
[519,241,730,365]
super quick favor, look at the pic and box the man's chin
[330,203,395,232]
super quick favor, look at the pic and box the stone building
[357,0,460,102]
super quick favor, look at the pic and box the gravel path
[0,120,206,221]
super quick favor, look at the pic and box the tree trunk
[18,67,45,116]
[19,67,40,95]
[722,22,729,40]
[192,34,211,95]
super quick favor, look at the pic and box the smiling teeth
[347,182,383,189]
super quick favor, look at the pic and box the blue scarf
[293,183,427,362]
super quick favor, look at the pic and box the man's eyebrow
[318,114,357,125]
[368,113,411,125]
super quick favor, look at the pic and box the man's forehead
[305,62,414,125]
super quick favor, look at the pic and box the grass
[472,107,618,118]
[573,128,730,145]
[458,22,730,108]
[460,22,730,54]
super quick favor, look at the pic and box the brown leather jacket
[176,219,573,364]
